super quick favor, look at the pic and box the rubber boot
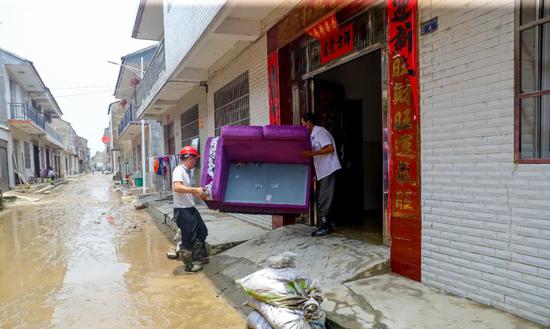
[181,249,203,272]
[192,241,209,265]
[311,217,331,237]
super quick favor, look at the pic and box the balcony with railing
[136,40,165,114]
[10,103,64,146]
[118,105,137,136]
[45,122,64,147]
[9,103,46,131]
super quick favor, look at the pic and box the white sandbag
[246,310,274,329]
[236,267,323,308]
[247,297,311,329]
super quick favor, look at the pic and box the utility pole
[141,119,146,195]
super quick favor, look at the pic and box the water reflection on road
[0,174,244,328]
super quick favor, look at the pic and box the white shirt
[172,164,195,208]
[310,126,341,180]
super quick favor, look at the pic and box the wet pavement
[0,174,244,329]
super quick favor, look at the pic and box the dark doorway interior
[33,144,40,178]
[0,147,9,190]
[45,149,50,169]
[312,50,383,244]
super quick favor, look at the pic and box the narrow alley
[0,175,244,328]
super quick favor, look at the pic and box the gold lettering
[395,191,404,210]
[394,108,412,131]
[396,134,414,158]
[393,82,411,106]
[404,191,415,211]
[392,57,408,78]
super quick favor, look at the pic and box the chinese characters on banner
[306,14,355,65]
[306,14,338,39]
[387,0,421,281]
[268,51,281,125]
[389,56,419,219]
[319,24,354,64]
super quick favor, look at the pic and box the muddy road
[0,174,244,328]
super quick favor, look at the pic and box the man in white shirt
[302,112,342,237]
[172,146,209,273]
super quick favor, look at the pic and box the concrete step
[230,213,272,230]
[146,199,270,256]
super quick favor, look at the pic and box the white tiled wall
[419,0,550,325]
[205,34,269,137]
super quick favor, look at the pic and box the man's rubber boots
[311,217,331,237]
[192,241,209,265]
[180,249,202,272]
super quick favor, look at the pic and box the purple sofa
[201,125,312,214]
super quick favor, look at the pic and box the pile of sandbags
[237,252,326,329]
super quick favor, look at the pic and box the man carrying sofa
[172,146,209,273]
[301,112,342,237]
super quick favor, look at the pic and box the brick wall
[419,0,550,325]
[205,35,269,137]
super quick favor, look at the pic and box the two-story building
[110,45,162,189]
[76,136,90,173]
[52,119,81,176]
[0,48,71,188]
[119,0,550,325]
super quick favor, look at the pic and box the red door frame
[267,0,421,281]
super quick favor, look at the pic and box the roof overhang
[5,64,63,118]
[138,1,296,119]
[114,45,158,100]
[132,0,164,41]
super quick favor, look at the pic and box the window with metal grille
[214,72,250,136]
[24,142,31,169]
[181,104,199,149]
[516,0,550,162]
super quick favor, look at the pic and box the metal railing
[9,103,46,130]
[136,40,165,111]
[45,122,64,146]
[118,105,137,136]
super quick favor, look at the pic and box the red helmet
[179,146,200,158]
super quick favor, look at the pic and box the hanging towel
[154,157,164,176]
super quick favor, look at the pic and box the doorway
[0,146,9,190]
[33,144,40,178]
[309,51,385,244]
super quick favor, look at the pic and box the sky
[0,0,155,154]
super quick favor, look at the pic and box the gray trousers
[317,172,337,228]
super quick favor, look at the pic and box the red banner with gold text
[387,0,421,281]
[268,51,281,125]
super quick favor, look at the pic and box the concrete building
[122,0,550,325]
[52,119,81,176]
[0,48,71,187]
[110,46,159,188]
[75,136,90,172]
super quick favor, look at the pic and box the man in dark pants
[302,112,342,237]
[172,146,209,272]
